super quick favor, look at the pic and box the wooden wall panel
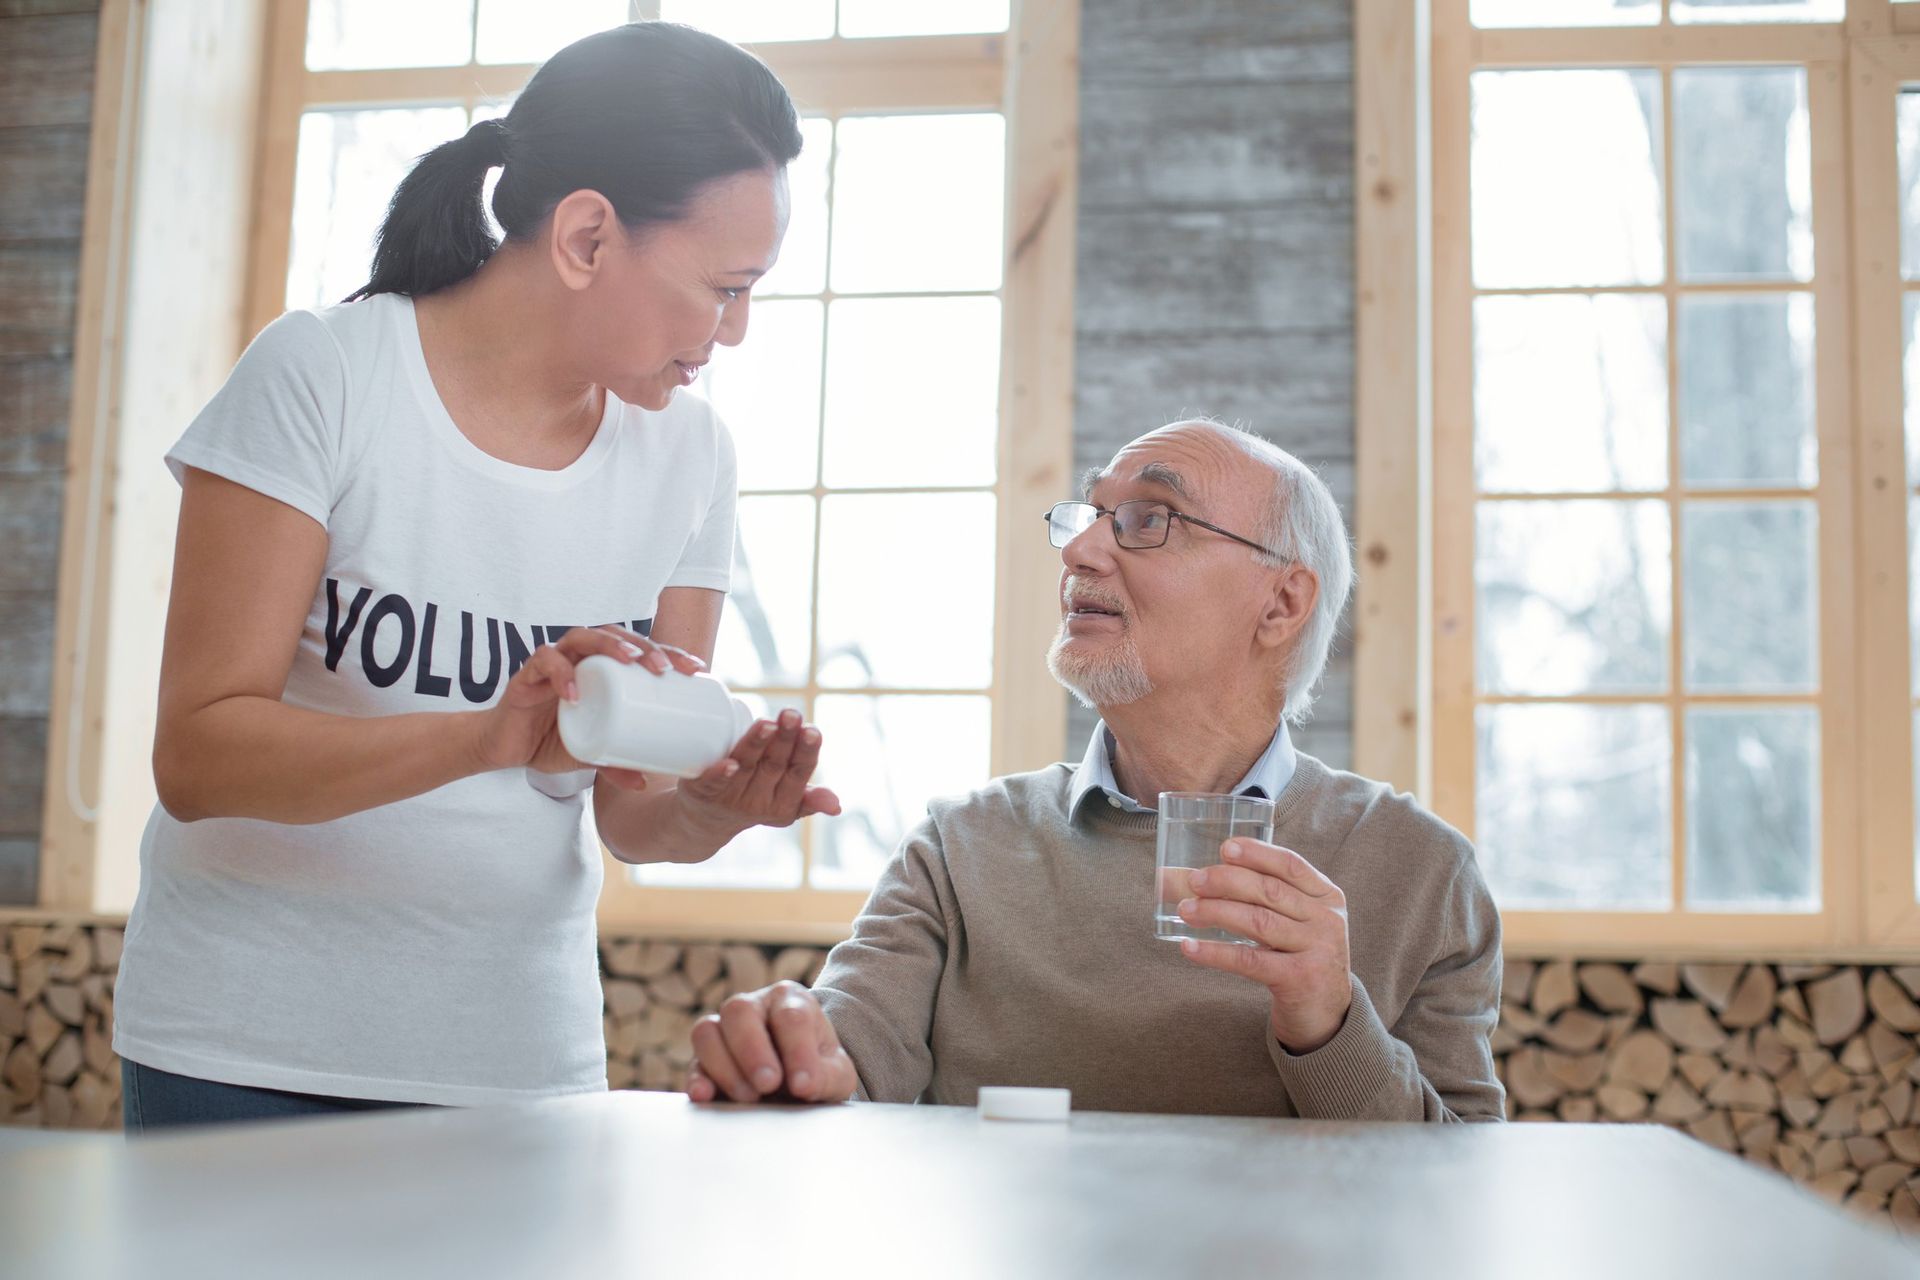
[0,592,55,717]
[1070,0,1356,767]
[0,721,49,834]
[0,247,80,358]
[0,360,73,474]
[0,13,97,128]
[0,127,88,241]
[0,0,96,903]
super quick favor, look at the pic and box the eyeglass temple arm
[1173,512,1282,559]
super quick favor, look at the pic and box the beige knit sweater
[813,753,1506,1121]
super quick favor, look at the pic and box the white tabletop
[3,1091,1916,1279]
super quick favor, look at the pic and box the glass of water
[1154,792,1276,945]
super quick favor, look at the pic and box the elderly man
[687,419,1504,1121]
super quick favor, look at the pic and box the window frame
[1851,26,1920,946]
[1356,0,1917,958]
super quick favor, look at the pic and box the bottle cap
[977,1086,1071,1122]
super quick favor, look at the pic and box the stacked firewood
[601,942,826,1091]
[0,921,123,1129]
[0,922,831,1127]
[1497,960,1920,1227]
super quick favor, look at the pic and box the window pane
[660,0,835,43]
[1471,71,1664,289]
[1683,501,1817,693]
[630,692,805,888]
[823,297,1000,488]
[838,0,1009,36]
[831,114,1005,294]
[758,117,832,298]
[1908,295,1920,488]
[714,497,814,689]
[810,695,991,889]
[1475,294,1666,493]
[1678,294,1817,489]
[1471,0,1656,26]
[1477,704,1672,910]
[1686,708,1819,911]
[817,493,995,689]
[476,0,628,64]
[1672,0,1843,22]
[1902,91,1920,280]
[287,108,469,312]
[695,298,823,490]
[1477,501,1670,695]
[306,0,474,70]
[1674,68,1812,283]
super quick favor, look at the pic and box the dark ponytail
[347,119,507,302]
[348,22,802,301]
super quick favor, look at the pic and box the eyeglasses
[1043,500,1282,558]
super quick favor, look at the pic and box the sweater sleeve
[1265,856,1507,1123]
[811,819,955,1104]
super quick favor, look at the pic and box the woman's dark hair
[347,22,802,301]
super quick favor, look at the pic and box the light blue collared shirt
[1067,719,1298,820]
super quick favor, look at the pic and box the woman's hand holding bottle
[473,623,840,839]
[474,624,703,779]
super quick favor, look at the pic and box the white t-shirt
[113,294,736,1105]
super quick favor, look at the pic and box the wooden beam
[1474,24,1847,67]
[1503,909,1841,958]
[1352,0,1429,797]
[1479,692,1820,706]
[990,0,1076,778]
[1429,0,1477,835]
[762,33,1004,114]
[241,0,307,340]
[1849,0,1900,37]
[595,881,867,945]
[1803,56,1863,947]
[1852,38,1920,943]
[300,34,1005,117]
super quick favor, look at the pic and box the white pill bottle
[556,655,754,778]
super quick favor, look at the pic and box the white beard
[1046,624,1153,710]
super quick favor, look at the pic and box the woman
[114,22,838,1130]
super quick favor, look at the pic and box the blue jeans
[121,1059,424,1134]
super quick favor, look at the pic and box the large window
[249,0,1074,939]
[1423,0,1917,953]
[649,108,1005,899]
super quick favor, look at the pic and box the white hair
[1179,417,1355,725]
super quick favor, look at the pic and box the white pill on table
[977,1086,1071,1122]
